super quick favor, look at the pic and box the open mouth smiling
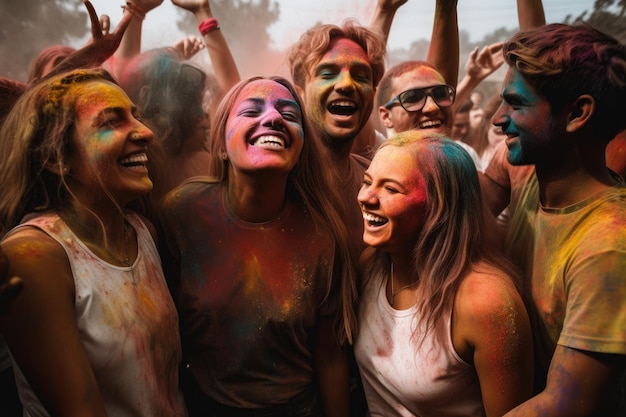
[119,153,148,169]
[418,119,444,129]
[251,135,287,149]
[363,212,388,227]
[328,100,357,116]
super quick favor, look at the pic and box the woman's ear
[566,94,595,133]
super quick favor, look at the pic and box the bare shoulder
[453,261,531,361]
[455,261,525,319]
[1,226,74,295]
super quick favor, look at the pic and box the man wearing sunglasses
[376,61,455,137]
[375,60,483,170]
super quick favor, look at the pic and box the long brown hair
[364,132,486,343]
[0,68,142,236]
[208,76,360,344]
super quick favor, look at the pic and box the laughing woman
[354,132,533,417]
[0,69,186,417]
[159,76,358,417]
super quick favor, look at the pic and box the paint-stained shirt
[7,212,186,417]
[160,180,338,408]
[506,179,626,413]
[355,271,484,417]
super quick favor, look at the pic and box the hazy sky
[89,0,596,51]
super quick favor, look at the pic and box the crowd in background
[0,0,624,416]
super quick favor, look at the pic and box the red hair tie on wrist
[198,18,220,35]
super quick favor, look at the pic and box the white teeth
[119,153,148,167]
[419,120,443,129]
[363,212,387,225]
[254,135,285,148]
[332,100,355,108]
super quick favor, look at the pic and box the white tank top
[355,271,484,417]
[6,212,186,417]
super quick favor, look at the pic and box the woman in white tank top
[354,132,533,417]
[0,68,186,417]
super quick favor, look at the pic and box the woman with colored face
[159,76,358,417]
[354,131,533,417]
[0,68,186,417]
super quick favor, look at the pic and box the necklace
[390,263,418,306]
[120,220,137,285]
[121,221,131,267]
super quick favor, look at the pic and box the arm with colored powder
[457,269,534,416]
[0,231,109,417]
[172,0,241,106]
[504,346,625,417]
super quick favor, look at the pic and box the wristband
[198,18,220,35]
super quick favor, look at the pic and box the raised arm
[102,0,163,80]
[369,0,409,44]
[427,0,459,87]
[172,0,241,102]
[517,0,546,30]
[453,42,504,112]
[41,0,132,83]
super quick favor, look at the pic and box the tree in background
[0,0,87,81]
[1,1,624,82]
[567,0,626,41]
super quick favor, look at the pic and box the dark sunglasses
[384,84,456,112]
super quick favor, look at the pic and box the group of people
[0,0,624,417]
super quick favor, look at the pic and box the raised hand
[171,0,211,15]
[36,1,133,83]
[130,0,164,14]
[376,0,409,13]
[464,42,505,82]
[173,35,206,59]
